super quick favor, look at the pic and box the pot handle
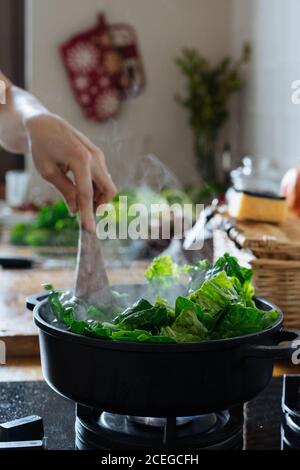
[242,328,300,360]
[26,291,49,311]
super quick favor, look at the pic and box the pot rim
[33,296,283,353]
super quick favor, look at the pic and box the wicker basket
[213,229,300,329]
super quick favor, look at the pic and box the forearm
[0,72,49,154]
[0,73,117,231]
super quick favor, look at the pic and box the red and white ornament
[66,42,99,73]
[60,14,123,121]
[60,14,145,121]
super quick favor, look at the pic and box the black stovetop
[0,378,283,450]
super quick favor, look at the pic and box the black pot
[27,286,300,417]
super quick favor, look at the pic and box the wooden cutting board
[214,214,300,260]
[0,252,147,358]
[0,267,74,358]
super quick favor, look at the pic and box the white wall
[231,0,300,173]
[26,0,232,195]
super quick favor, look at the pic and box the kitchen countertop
[0,357,43,381]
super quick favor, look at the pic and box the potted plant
[175,44,251,188]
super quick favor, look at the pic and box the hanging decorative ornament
[60,14,145,122]
[66,42,100,73]
[60,14,123,122]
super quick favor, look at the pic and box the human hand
[25,113,117,232]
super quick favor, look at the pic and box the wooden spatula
[74,214,112,305]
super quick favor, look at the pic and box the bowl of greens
[28,254,300,416]
[10,200,79,250]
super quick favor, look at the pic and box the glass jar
[230,156,281,196]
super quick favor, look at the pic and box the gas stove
[0,376,299,451]
[75,404,244,450]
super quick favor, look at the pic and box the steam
[133,154,183,192]
[97,149,190,276]
[80,118,194,301]
[55,152,193,319]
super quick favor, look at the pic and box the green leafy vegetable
[145,255,180,289]
[209,253,252,285]
[185,253,254,305]
[63,307,75,326]
[47,290,65,323]
[114,298,153,324]
[45,254,279,344]
[10,200,78,247]
[214,304,279,339]
[111,329,151,342]
[116,305,170,332]
[68,320,88,335]
[161,308,207,343]
[189,271,239,317]
[87,322,111,338]
[175,295,214,330]
[155,296,175,319]
[206,253,254,306]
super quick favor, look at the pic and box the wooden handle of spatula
[74,209,111,305]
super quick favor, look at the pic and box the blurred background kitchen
[2,0,300,188]
[1,0,300,376]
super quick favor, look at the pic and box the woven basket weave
[213,230,300,329]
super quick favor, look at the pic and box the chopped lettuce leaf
[174,309,208,337]
[161,309,207,342]
[45,253,279,344]
[111,329,151,342]
[213,303,279,339]
[87,322,111,338]
[68,320,88,335]
[114,298,153,324]
[175,295,214,329]
[206,253,254,306]
[144,255,180,289]
[155,296,175,319]
[189,271,239,317]
[160,326,201,343]
[116,304,170,332]
[207,253,252,285]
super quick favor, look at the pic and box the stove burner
[126,414,216,429]
[76,404,244,450]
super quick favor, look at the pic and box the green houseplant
[175,44,251,187]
